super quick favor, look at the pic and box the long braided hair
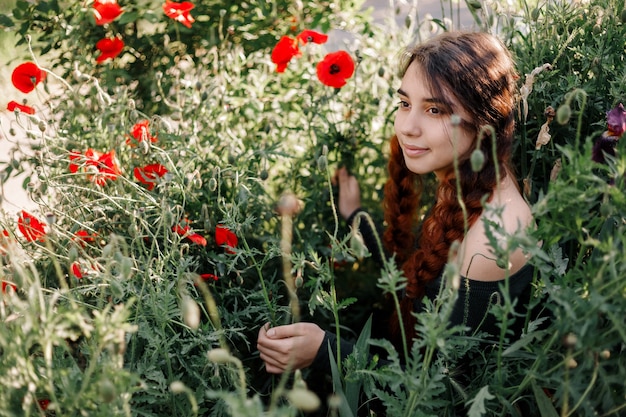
[383,31,519,347]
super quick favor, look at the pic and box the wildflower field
[0,0,625,416]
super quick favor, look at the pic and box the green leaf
[118,11,139,25]
[531,382,559,417]
[467,386,495,417]
[0,14,15,27]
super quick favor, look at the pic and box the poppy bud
[169,381,187,394]
[621,8,626,23]
[531,8,540,20]
[600,349,611,360]
[317,155,328,171]
[349,229,368,259]
[470,149,485,172]
[182,296,200,330]
[562,332,577,348]
[467,0,482,10]
[566,358,578,369]
[556,104,571,125]
[208,177,218,191]
[287,388,321,413]
[259,169,269,181]
[207,348,232,364]
[99,378,116,403]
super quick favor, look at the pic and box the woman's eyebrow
[397,88,454,108]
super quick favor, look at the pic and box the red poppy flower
[70,149,121,186]
[297,30,328,45]
[85,149,121,186]
[134,163,168,191]
[71,261,83,279]
[17,210,46,242]
[11,62,46,94]
[37,399,50,411]
[316,50,355,88]
[7,100,35,115]
[127,120,157,146]
[163,1,195,28]
[173,220,207,246]
[93,0,123,25]
[215,225,237,254]
[271,36,301,73]
[95,37,124,63]
[2,280,18,294]
[73,230,97,246]
[200,273,218,281]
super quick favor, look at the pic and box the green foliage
[0,0,625,416]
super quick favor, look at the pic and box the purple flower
[606,103,626,137]
[592,132,618,164]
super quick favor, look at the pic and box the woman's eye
[397,100,410,109]
[427,107,441,115]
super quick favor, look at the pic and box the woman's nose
[395,113,422,137]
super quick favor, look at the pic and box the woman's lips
[402,144,429,157]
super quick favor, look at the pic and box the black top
[310,209,535,372]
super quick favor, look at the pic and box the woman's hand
[257,322,325,374]
[334,167,361,220]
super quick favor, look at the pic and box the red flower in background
[17,211,46,242]
[73,230,97,247]
[215,225,237,254]
[163,1,195,28]
[93,0,123,25]
[134,163,168,191]
[316,50,355,88]
[271,36,301,73]
[2,280,18,294]
[11,62,46,94]
[297,30,328,45]
[37,399,50,411]
[69,149,121,186]
[96,37,124,63]
[7,100,35,115]
[127,120,157,146]
[173,219,207,246]
[71,262,84,279]
[200,273,218,282]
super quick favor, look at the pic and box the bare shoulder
[459,176,533,281]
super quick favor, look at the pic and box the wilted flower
[95,37,124,63]
[271,36,301,73]
[134,163,168,191]
[316,50,355,88]
[163,0,195,29]
[215,225,237,253]
[11,62,46,94]
[93,0,123,25]
[7,100,35,115]
[536,106,555,149]
[520,63,552,120]
[17,210,46,242]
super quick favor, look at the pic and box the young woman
[257,31,534,375]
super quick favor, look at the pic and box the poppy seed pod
[207,348,232,364]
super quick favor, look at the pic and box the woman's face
[394,61,474,180]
